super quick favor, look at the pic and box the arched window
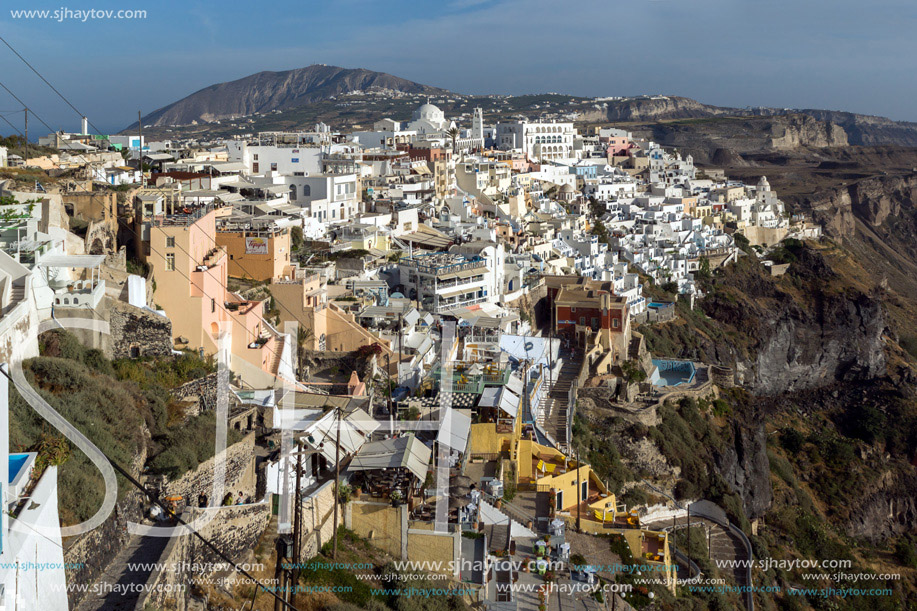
[303,185,311,197]
[289,184,297,201]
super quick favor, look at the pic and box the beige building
[270,275,392,354]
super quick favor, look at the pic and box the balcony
[434,295,487,313]
[52,278,105,309]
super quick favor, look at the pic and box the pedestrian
[236,491,245,505]
[198,492,208,508]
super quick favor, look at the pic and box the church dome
[413,103,445,123]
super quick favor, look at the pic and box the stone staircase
[547,354,582,450]
[269,335,285,376]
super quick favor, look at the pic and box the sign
[245,237,268,255]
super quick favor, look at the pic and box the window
[253,154,259,161]
[166,236,175,247]
[579,316,585,325]
[289,184,297,201]
[613,318,620,328]
[165,253,175,271]
[252,162,259,173]
[270,162,277,171]
[211,298,216,313]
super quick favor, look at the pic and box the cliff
[634,114,848,164]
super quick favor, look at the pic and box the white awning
[436,408,471,453]
[38,254,106,268]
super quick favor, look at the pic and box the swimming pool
[648,302,673,309]
[651,359,696,387]
[9,453,28,483]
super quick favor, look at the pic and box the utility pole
[291,440,303,607]
[575,445,581,532]
[387,352,394,435]
[397,312,403,390]
[23,107,28,163]
[138,110,144,186]
[687,505,691,557]
[332,406,342,560]
[273,538,287,611]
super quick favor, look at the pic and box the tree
[290,226,304,252]
[620,359,646,385]
[446,126,460,153]
[696,256,711,280]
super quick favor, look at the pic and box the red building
[553,287,630,356]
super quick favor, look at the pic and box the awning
[439,267,485,281]
[38,254,106,268]
[349,434,431,481]
[436,408,471,453]
[438,287,477,299]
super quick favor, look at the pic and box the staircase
[269,335,285,375]
[547,353,582,450]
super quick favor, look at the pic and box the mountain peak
[133,65,448,128]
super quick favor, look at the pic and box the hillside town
[0,101,824,611]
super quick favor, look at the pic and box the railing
[434,275,485,290]
[435,295,487,313]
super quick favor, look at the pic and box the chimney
[81,116,88,136]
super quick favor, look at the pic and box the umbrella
[450,484,471,497]
[449,496,468,510]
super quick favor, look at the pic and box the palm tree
[446,126,460,153]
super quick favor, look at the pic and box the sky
[1,0,916,135]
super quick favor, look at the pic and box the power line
[0,77,58,134]
[0,365,300,611]
[0,35,101,135]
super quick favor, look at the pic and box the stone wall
[110,299,172,359]
[170,372,219,416]
[300,480,340,559]
[346,500,405,558]
[137,502,272,611]
[85,219,117,255]
[163,434,257,505]
[64,449,148,609]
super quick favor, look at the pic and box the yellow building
[216,225,292,281]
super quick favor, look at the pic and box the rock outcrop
[714,419,772,520]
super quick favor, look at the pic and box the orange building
[216,224,293,282]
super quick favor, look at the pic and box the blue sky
[1,0,916,135]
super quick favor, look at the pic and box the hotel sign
[245,237,268,255]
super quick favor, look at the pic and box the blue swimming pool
[651,359,696,387]
[648,302,673,309]
[9,453,28,483]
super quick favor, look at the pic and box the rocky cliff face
[746,290,887,395]
[714,418,773,520]
[805,174,917,240]
[604,96,732,122]
[846,467,917,543]
[635,114,847,164]
[769,115,849,149]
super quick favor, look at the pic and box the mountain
[132,64,449,128]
